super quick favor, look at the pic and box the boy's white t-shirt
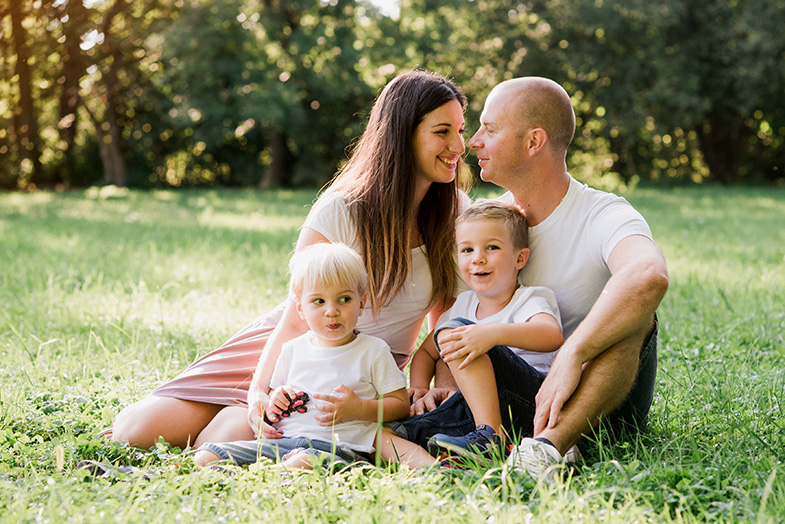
[436,286,561,374]
[270,332,407,453]
[498,176,653,338]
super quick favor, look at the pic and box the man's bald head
[491,77,576,155]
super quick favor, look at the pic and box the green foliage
[1,187,785,522]
[0,0,783,187]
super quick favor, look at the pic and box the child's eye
[487,245,500,250]
[312,298,324,305]
[339,296,352,304]
[460,247,473,254]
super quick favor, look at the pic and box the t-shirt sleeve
[511,287,562,328]
[269,342,294,390]
[594,200,653,265]
[301,192,356,246]
[369,339,408,395]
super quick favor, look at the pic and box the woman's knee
[111,396,221,449]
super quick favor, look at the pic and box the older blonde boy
[409,200,563,461]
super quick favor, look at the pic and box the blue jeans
[392,317,658,449]
[199,437,371,467]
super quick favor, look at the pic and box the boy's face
[456,218,529,303]
[296,281,365,347]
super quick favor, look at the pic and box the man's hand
[409,387,455,415]
[437,324,494,369]
[313,385,363,426]
[533,349,583,435]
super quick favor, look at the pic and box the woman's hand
[313,385,364,426]
[437,324,494,369]
[408,387,429,406]
[246,380,283,438]
[409,387,456,415]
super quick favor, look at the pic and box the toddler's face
[456,218,528,303]
[296,281,364,347]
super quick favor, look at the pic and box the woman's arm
[408,333,439,399]
[246,227,331,432]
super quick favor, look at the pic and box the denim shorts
[391,317,658,448]
[199,437,371,467]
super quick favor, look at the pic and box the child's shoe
[427,425,503,461]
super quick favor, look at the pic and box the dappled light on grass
[1,187,784,522]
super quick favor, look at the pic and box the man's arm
[534,234,669,433]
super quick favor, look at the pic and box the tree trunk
[259,129,289,189]
[9,0,43,186]
[696,108,744,185]
[88,0,129,187]
[57,0,87,188]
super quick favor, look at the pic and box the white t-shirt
[499,176,653,338]
[437,286,561,373]
[270,332,407,453]
[303,191,470,367]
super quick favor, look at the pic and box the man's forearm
[433,359,458,389]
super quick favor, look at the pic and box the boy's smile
[296,282,365,347]
[456,218,529,317]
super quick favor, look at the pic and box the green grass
[1,185,784,523]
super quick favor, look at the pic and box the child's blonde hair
[456,199,528,250]
[289,243,368,300]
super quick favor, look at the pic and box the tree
[6,0,43,186]
[546,0,785,184]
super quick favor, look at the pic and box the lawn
[1,184,784,523]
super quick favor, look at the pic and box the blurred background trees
[1,0,783,190]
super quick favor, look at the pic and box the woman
[110,70,470,449]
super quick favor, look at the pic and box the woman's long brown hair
[325,70,468,316]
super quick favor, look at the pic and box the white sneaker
[562,443,583,464]
[506,438,580,480]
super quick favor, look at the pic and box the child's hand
[267,385,299,423]
[437,324,494,369]
[313,385,363,426]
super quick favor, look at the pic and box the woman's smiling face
[412,99,465,189]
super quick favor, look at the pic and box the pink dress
[153,192,437,406]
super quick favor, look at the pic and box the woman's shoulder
[303,191,355,243]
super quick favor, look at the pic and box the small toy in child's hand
[279,391,310,418]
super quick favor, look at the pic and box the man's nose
[468,130,481,149]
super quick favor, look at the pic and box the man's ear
[525,127,548,157]
[517,248,530,270]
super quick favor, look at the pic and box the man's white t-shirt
[499,176,653,338]
[436,286,561,374]
[270,332,407,453]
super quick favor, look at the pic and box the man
[401,77,669,477]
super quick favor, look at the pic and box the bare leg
[193,405,255,447]
[378,429,436,468]
[536,320,652,454]
[193,449,222,468]
[279,450,316,470]
[446,354,503,439]
[111,396,223,449]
